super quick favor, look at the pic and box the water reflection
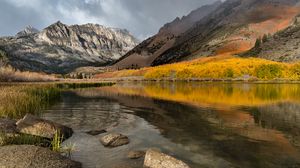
[42,82,300,168]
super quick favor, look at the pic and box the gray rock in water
[16,114,73,139]
[86,129,107,136]
[100,133,129,147]
[127,150,145,159]
[144,149,190,168]
[0,145,81,168]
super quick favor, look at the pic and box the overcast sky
[0,0,217,40]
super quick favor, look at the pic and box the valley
[1,0,300,168]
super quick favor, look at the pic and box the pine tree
[262,34,268,43]
[255,38,262,48]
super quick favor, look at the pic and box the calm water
[42,82,300,168]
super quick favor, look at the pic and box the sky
[0,0,217,40]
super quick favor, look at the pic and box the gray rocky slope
[115,0,300,68]
[243,16,300,62]
[0,21,139,73]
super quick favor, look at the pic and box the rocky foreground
[0,145,81,168]
[0,114,190,168]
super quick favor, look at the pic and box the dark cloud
[0,0,218,39]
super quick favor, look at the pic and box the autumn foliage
[96,55,300,81]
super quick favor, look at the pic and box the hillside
[243,16,300,62]
[0,22,139,73]
[113,1,222,69]
[114,0,300,68]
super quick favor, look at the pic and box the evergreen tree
[255,37,262,48]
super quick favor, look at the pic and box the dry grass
[0,82,114,119]
[0,84,61,118]
[0,66,57,82]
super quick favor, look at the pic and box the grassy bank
[0,66,58,82]
[0,84,60,118]
[0,82,114,119]
[95,55,300,81]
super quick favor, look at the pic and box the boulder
[0,118,18,134]
[0,118,18,146]
[127,150,145,159]
[16,114,73,139]
[144,149,190,168]
[0,145,81,168]
[86,129,107,136]
[100,133,129,147]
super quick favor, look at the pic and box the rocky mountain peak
[0,21,139,73]
[16,25,39,37]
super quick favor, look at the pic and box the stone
[100,133,129,147]
[16,114,73,139]
[0,118,18,146]
[144,149,190,168]
[86,129,107,136]
[0,118,17,134]
[127,150,145,159]
[0,145,81,168]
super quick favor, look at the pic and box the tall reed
[0,84,61,118]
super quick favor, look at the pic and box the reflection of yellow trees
[109,83,300,107]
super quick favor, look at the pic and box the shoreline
[94,76,300,84]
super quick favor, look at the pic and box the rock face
[100,133,129,147]
[115,0,300,68]
[144,149,190,168]
[0,21,139,73]
[16,114,73,139]
[0,145,81,168]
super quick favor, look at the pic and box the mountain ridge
[0,21,139,73]
[113,1,222,69]
[114,0,300,69]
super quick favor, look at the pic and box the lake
[42,82,300,168]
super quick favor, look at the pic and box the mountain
[243,15,300,62]
[0,21,139,73]
[113,1,222,69]
[16,26,39,37]
[115,0,300,68]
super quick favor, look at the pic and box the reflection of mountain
[245,103,300,147]
[91,86,300,168]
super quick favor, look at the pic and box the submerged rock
[100,133,129,147]
[144,149,190,168]
[0,145,81,168]
[16,114,73,139]
[86,129,107,136]
[127,150,145,159]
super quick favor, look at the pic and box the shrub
[176,68,193,79]
[255,64,283,80]
[223,68,234,78]
[290,63,300,80]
